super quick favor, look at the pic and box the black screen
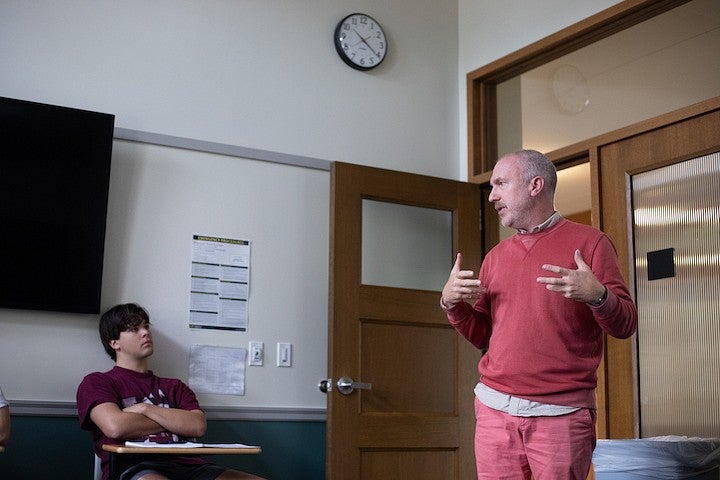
[0,97,114,314]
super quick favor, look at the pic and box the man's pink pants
[474,397,596,480]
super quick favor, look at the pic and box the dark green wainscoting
[0,415,325,479]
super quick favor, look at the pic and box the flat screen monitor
[0,96,115,314]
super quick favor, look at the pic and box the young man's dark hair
[98,303,150,361]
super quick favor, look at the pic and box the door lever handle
[318,378,332,394]
[336,376,372,396]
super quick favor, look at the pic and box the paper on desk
[124,441,259,449]
[202,443,259,448]
[125,441,203,448]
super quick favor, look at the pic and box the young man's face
[110,320,154,361]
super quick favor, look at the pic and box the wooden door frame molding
[466,0,691,182]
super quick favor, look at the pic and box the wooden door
[597,101,720,438]
[327,162,482,479]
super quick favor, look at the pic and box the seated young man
[77,303,263,480]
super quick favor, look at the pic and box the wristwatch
[588,286,608,307]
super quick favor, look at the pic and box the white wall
[0,0,457,410]
[0,139,331,411]
[0,0,459,179]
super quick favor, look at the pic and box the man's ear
[109,339,121,352]
[529,176,545,197]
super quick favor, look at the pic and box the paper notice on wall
[189,344,246,395]
[189,235,250,331]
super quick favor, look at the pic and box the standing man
[77,303,263,480]
[441,149,637,479]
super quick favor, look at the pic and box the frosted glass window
[361,199,452,291]
[632,152,720,437]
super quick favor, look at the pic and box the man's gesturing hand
[537,249,605,303]
[441,252,486,308]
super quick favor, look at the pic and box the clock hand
[353,28,380,58]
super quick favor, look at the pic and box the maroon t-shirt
[77,366,208,480]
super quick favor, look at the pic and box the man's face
[488,156,534,230]
[111,320,154,360]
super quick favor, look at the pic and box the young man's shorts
[121,461,227,480]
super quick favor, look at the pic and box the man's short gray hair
[508,149,557,196]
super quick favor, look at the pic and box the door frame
[466,0,694,181]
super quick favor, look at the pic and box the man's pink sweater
[446,218,637,409]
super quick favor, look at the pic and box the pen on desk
[147,434,183,444]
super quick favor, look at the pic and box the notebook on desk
[124,441,260,449]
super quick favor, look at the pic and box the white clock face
[334,13,387,71]
[552,65,590,114]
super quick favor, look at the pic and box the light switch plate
[277,342,292,367]
[249,341,264,366]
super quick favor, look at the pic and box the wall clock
[551,64,590,114]
[334,13,387,71]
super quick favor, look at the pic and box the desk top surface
[102,444,261,455]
